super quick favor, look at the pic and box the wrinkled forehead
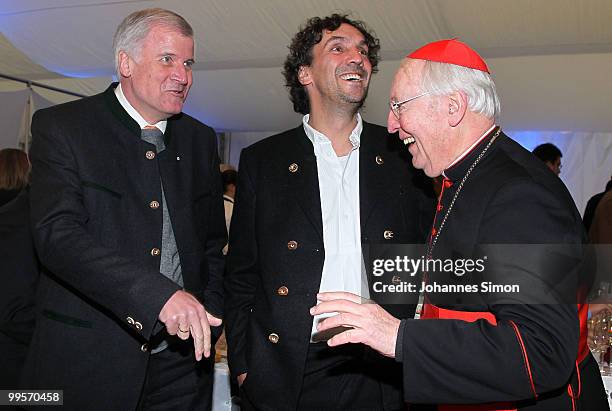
[321,23,367,47]
[391,58,423,97]
[140,24,194,55]
[143,23,193,45]
[399,58,425,83]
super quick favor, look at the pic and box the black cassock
[398,128,608,411]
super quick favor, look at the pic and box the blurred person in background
[0,148,40,391]
[532,142,562,176]
[221,168,237,257]
[222,169,237,235]
[586,176,612,318]
[0,148,29,206]
[584,176,612,232]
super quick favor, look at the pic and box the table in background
[213,361,240,411]
[601,375,612,408]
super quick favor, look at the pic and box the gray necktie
[141,126,183,353]
[141,126,165,153]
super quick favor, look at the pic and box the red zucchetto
[407,39,489,73]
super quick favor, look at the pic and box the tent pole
[0,73,86,98]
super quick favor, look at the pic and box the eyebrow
[323,36,369,49]
[158,52,195,61]
[157,52,177,59]
[323,35,347,47]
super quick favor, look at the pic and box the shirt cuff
[395,319,407,362]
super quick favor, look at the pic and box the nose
[387,110,399,133]
[171,63,189,85]
[347,47,365,66]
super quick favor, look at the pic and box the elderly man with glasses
[312,39,607,410]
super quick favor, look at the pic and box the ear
[118,51,132,78]
[447,90,467,127]
[298,66,312,86]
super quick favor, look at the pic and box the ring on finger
[178,326,189,333]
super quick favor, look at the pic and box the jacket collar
[443,125,500,182]
[302,113,363,150]
[103,83,175,146]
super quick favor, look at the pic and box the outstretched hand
[310,291,400,358]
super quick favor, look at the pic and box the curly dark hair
[283,14,380,114]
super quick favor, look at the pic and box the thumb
[206,312,223,326]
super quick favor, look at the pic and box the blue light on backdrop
[509,130,573,154]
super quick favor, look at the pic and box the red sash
[420,304,516,411]
[420,303,590,411]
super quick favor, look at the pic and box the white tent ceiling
[1,0,612,132]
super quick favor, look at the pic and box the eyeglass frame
[389,91,430,119]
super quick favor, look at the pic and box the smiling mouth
[403,136,416,145]
[166,88,185,95]
[339,73,364,82]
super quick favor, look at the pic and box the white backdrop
[510,131,612,216]
[0,87,56,150]
[0,89,30,149]
[226,129,612,217]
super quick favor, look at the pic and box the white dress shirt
[302,114,370,341]
[114,83,167,132]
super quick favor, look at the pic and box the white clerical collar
[443,124,496,177]
[302,113,362,149]
[114,83,167,133]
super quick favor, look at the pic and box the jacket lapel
[286,126,323,241]
[157,121,188,210]
[360,123,388,232]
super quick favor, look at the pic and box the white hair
[420,61,501,120]
[112,8,193,78]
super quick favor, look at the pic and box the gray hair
[113,8,193,78]
[420,61,501,120]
